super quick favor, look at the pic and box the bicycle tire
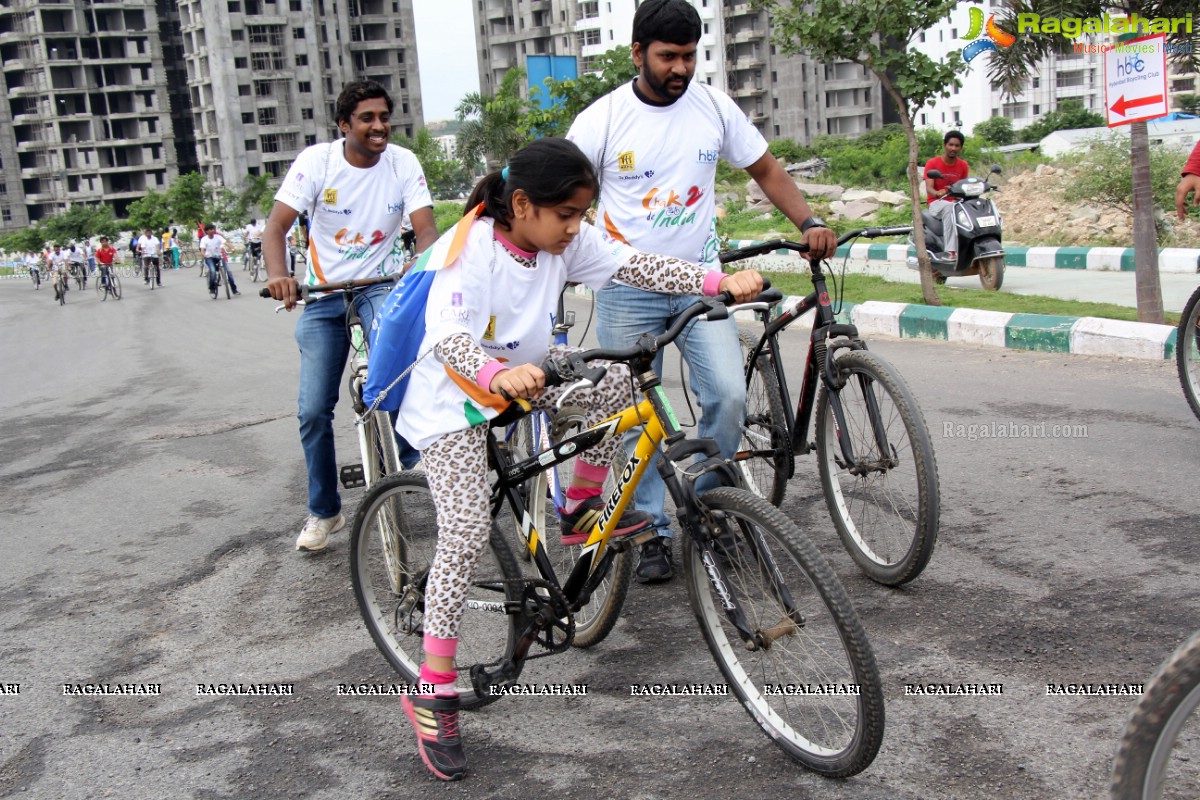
[222,264,232,299]
[815,350,939,586]
[505,412,632,648]
[737,329,792,507]
[1112,631,1200,799]
[349,472,523,710]
[96,275,107,301]
[1176,286,1200,422]
[250,253,262,283]
[111,272,122,300]
[681,487,884,776]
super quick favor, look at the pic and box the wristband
[800,216,827,234]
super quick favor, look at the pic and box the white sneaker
[295,513,345,552]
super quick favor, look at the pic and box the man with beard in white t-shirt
[263,79,437,554]
[567,0,836,583]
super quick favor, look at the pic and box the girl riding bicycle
[387,137,763,781]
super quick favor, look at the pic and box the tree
[522,46,639,138]
[43,203,120,243]
[239,174,275,221]
[0,223,48,254]
[455,68,530,171]
[1176,93,1200,116]
[392,128,474,199]
[166,171,208,226]
[974,116,1016,146]
[1017,99,1105,141]
[762,0,963,304]
[126,190,172,234]
[985,1,1199,324]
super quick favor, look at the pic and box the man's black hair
[944,130,965,145]
[335,79,393,126]
[632,0,701,49]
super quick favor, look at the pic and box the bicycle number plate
[975,215,996,227]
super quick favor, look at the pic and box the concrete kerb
[725,239,1200,274]
[565,280,1176,360]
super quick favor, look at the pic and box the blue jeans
[595,283,746,539]
[295,287,421,518]
[205,257,238,295]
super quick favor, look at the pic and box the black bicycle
[209,257,233,299]
[724,226,940,586]
[95,266,122,301]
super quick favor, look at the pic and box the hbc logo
[697,149,718,163]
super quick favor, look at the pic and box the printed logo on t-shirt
[387,200,405,215]
[697,148,718,164]
[482,316,497,341]
[323,189,338,205]
[617,151,636,172]
[451,292,463,307]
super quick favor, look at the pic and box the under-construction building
[471,0,882,146]
[0,0,424,235]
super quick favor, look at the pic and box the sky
[413,0,482,123]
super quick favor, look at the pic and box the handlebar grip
[259,288,272,298]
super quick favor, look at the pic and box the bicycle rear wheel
[96,275,107,301]
[250,253,262,282]
[222,264,232,298]
[349,472,523,710]
[110,272,122,300]
[738,329,792,506]
[506,411,632,648]
[816,350,939,586]
[1111,631,1200,799]
[682,487,884,776]
[1176,286,1200,422]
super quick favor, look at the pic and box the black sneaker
[558,494,652,545]
[636,536,674,583]
[401,694,466,781]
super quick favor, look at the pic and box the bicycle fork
[818,335,897,475]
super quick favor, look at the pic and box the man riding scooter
[909,129,1006,290]
[925,131,969,262]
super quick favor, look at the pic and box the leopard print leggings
[421,348,635,641]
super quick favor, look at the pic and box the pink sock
[419,664,458,698]
[563,485,601,513]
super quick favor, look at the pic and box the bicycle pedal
[628,528,660,548]
[339,463,366,489]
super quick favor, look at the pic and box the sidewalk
[717,242,1195,361]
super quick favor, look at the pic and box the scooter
[907,165,1005,290]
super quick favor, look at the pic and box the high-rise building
[0,0,425,236]
[0,0,180,228]
[471,0,881,146]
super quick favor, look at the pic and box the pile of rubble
[741,164,1200,248]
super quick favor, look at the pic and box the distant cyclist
[25,251,41,289]
[244,218,265,266]
[95,236,118,290]
[47,244,69,301]
[67,241,87,287]
[136,228,163,286]
[200,223,240,298]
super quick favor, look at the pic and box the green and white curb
[725,240,1200,274]
[848,299,1176,360]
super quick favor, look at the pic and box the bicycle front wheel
[815,350,939,586]
[349,472,523,710]
[222,265,232,298]
[738,329,792,506]
[1112,631,1200,799]
[682,487,884,776]
[250,254,262,283]
[1176,286,1200,422]
[96,276,107,301]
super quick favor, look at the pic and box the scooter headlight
[961,181,984,198]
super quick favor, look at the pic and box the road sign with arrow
[1104,33,1168,127]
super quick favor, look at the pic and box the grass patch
[761,271,1180,325]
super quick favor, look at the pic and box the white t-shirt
[395,218,635,450]
[244,222,264,243]
[48,250,67,268]
[568,81,767,266]
[274,141,433,286]
[68,245,85,264]
[137,235,161,257]
[199,234,227,258]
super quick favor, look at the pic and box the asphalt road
[1,275,1197,799]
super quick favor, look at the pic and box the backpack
[362,205,482,413]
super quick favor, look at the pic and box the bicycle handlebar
[718,225,914,265]
[535,283,782,392]
[257,273,400,299]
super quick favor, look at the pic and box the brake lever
[275,300,307,313]
[558,378,595,410]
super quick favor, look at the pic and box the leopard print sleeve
[435,332,493,382]
[613,253,711,295]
